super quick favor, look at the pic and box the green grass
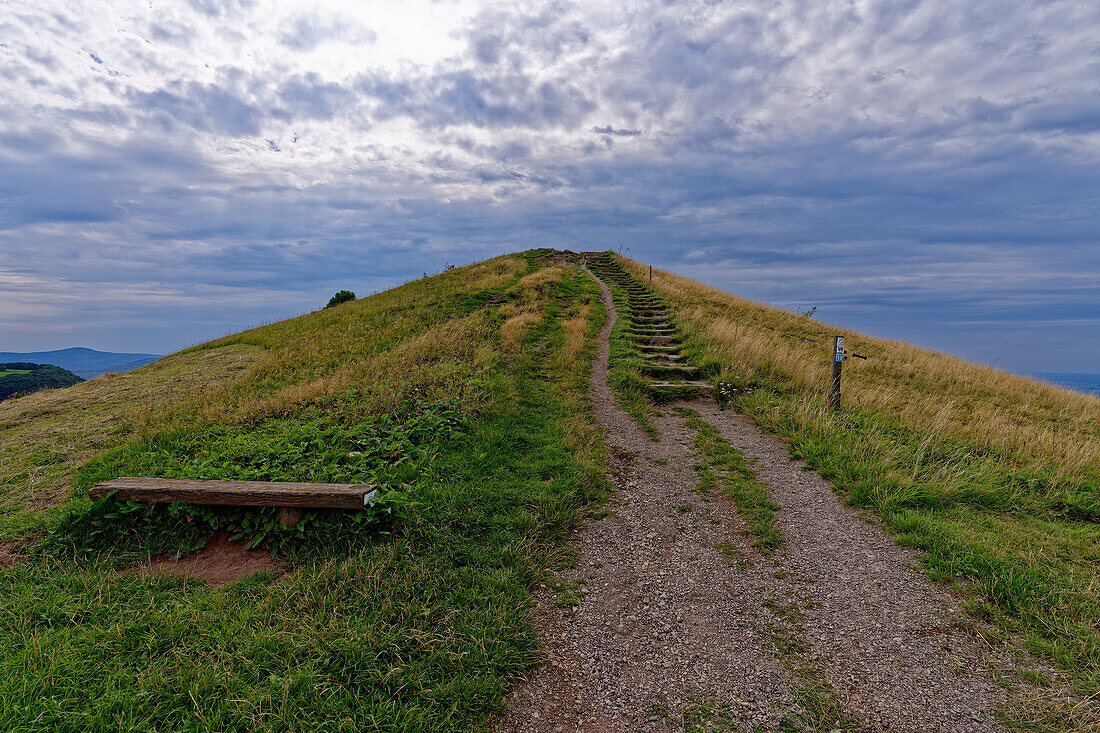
[0,256,610,731]
[41,400,468,558]
[680,408,784,552]
[0,369,31,377]
[0,254,526,527]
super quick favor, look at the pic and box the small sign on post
[828,336,844,412]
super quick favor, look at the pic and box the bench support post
[277,507,303,528]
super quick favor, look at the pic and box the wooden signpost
[828,335,844,412]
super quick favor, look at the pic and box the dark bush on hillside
[325,290,356,308]
[0,363,83,401]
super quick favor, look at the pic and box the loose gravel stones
[691,401,1007,732]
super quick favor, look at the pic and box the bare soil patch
[127,532,284,587]
[0,537,32,569]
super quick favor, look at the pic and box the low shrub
[325,289,356,308]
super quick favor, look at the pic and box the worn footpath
[496,269,1005,732]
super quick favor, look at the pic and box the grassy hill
[0,251,607,730]
[0,362,83,402]
[0,250,1096,730]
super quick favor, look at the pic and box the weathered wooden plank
[90,477,376,509]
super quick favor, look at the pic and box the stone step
[641,363,703,379]
[645,380,713,402]
[634,335,682,346]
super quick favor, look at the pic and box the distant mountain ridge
[0,348,163,379]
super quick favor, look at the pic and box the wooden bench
[90,477,378,528]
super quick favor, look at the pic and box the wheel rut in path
[497,266,1006,732]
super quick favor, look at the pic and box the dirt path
[690,401,1007,731]
[497,269,1005,731]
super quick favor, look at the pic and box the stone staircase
[585,254,713,401]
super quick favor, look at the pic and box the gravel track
[691,401,1007,732]
[496,269,1006,732]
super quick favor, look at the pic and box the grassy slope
[618,255,1100,728]
[0,257,525,535]
[0,253,608,731]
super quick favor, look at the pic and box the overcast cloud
[1,0,1097,371]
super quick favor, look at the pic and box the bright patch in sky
[1,0,1098,372]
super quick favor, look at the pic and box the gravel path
[496,268,1006,732]
[497,271,794,731]
[691,402,1007,732]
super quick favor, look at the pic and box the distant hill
[0,348,163,379]
[0,362,84,401]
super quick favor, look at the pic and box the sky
[1,0,1098,373]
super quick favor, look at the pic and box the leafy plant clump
[325,289,356,308]
[42,398,468,558]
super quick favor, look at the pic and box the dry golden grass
[499,266,566,352]
[501,312,544,351]
[620,257,1100,480]
[556,302,595,374]
[266,312,501,415]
